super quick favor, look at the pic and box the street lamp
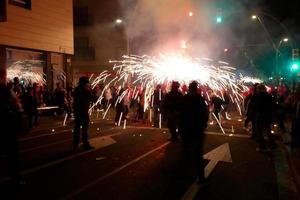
[276,37,289,77]
[251,13,294,80]
[251,13,293,48]
[115,19,123,24]
[251,15,257,20]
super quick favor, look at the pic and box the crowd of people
[244,82,300,150]
[1,75,300,187]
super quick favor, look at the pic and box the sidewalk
[280,130,300,195]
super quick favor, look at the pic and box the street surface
[0,114,299,200]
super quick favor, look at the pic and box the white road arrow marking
[181,143,232,200]
[203,143,232,177]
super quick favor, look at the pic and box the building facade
[72,0,127,83]
[0,0,73,90]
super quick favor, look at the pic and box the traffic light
[291,48,299,72]
[291,62,299,71]
[216,16,223,23]
[216,8,223,24]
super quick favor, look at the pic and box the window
[74,37,89,48]
[9,0,31,10]
[0,0,6,22]
[74,6,93,26]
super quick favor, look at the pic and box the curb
[285,146,300,195]
[280,133,300,197]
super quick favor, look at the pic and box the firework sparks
[90,54,253,127]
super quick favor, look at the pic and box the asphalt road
[0,116,298,200]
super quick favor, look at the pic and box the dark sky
[258,0,300,33]
[263,0,300,20]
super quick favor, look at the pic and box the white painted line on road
[126,126,168,131]
[21,136,115,173]
[20,127,119,153]
[62,141,171,200]
[20,127,116,142]
[181,143,232,200]
[96,157,105,161]
[125,126,250,138]
[21,139,72,153]
[206,131,251,138]
[0,134,122,184]
[20,129,73,141]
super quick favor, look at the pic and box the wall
[0,0,73,54]
[72,0,126,72]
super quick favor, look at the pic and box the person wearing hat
[73,76,94,150]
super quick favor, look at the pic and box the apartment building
[0,0,73,89]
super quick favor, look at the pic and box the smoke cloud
[118,0,251,57]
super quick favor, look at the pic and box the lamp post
[251,13,293,80]
[275,37,289,78]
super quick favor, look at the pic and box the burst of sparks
[239,75,263,84]
[89,54,253,131]
[110,54,240,92]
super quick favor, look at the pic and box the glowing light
[216,16,222,23]
[7,60,46,85]
[115,19,123,24]
[63,113,68,126]
[239,76,263,84]
[252,15,257,19]
[181,41,187,49]
[189,12,193,17]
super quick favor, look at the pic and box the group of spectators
[1,75,300,187]
[244,82,300,150]
[4,77,73,129]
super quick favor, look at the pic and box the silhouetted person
[73,77,94,150]
[114,88,124,125]
[0,83,21,189]
[244,83,258,139]
[291,84,300,148]
[13,77,24,99]
[152,84,163,127]
[252,84,276,151]
[221,90,230,120]
[180,81,208,184]
[135,90,145,122]
[23,86,39,128]
[53,82,65,115]
[211,93,223,121]
[162,81,183,141]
